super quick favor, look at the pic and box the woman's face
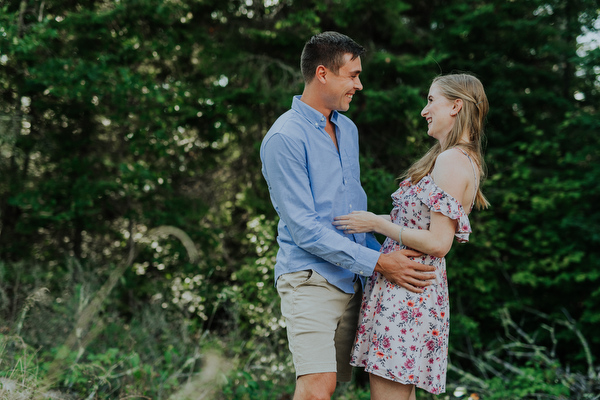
[421,83,457,144]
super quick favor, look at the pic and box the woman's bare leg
[369,373,415,400]
[409,385,416,400]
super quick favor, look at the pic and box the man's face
[324,53,363,113]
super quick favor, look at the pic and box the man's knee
[294,372,337,400]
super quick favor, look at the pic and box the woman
[333,73,489,399]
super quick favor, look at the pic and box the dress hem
[359,366,446,395]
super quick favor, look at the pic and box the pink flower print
[381,337,391,349]
[427,340,435,351]
[400,310,409,321]
[358,324,366,335]
[430,192,443,203]
[354,173,455,393]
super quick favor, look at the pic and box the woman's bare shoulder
[435,148,473,172]
[432,149,473,190]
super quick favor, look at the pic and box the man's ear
[315,65,327,84]
[451,99,463,116]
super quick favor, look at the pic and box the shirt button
[359,271,364,275]
[315,123,319,127]
[321,117,325,121]
[349,204,352,208]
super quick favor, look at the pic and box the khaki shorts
[277,270,362,382]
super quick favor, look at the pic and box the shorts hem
[295,362,352,383]
[295,362,337,378]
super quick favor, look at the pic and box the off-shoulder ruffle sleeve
[393,176,471,242]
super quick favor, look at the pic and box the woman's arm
[333,210,456,258]
[402,213,457,258]
[334,149,473,258]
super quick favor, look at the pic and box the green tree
[0,0,598,397]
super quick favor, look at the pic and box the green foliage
[0,335,43,398]
[0,0,599,398]
[483,364,570,400]
[0,264,235,399]
[221,371,295,400]
[448,308,600,400]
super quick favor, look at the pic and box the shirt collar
[292,95,340,130]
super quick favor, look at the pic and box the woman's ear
[451,98,463,116]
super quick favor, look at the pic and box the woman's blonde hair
[404,73,490,209]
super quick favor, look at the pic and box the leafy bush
[447,308,600,400]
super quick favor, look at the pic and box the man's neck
[300,89,332,122]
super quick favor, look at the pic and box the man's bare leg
[294,372,337,400]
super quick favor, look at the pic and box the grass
[1,257,598,399]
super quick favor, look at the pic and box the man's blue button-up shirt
[260,96,381,294]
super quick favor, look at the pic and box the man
[260,32,436,400]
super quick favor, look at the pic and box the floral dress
[350,175,472,394]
